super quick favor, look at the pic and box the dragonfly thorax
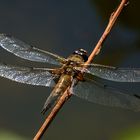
[63,51,87,76]
[61,60,80,76]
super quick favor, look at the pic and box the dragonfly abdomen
[54,74,72,93]
[41,74,72,114]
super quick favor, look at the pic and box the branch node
[95,47,101,55]
[109,12,115,21]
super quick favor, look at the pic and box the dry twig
[33,0,128,139]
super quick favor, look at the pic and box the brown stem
[33,89,71,140]
[33,0,128,139]
[85,0,128,65]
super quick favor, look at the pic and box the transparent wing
[72,79,140,111]
[0,34,66,65]
[0,63,59,87]
[86,63,140,82]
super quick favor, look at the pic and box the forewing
[0,34,66,65]
[0,63,59,87]
[86,63,140,82]
[72,79,140,111]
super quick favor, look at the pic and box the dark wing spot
[103,84,107,88]
[4,34,12,38]
[134,94,140,99]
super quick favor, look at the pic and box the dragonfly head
[73,49,88,62]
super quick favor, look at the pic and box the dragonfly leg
[76,72,84,81]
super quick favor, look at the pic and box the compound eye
[79,49,87,54]
[82,55,88,62]
[73,50,79,54]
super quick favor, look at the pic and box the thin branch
[33,0,128,139]
[85,0,128,65]
[33,89,71,140]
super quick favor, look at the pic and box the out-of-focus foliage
[0,130,29,140]
[113,125,140,140]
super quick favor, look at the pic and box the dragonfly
[0,33,140,114]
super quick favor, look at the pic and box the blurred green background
[0,0,140,140]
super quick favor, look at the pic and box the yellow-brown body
[41,53,86,114]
